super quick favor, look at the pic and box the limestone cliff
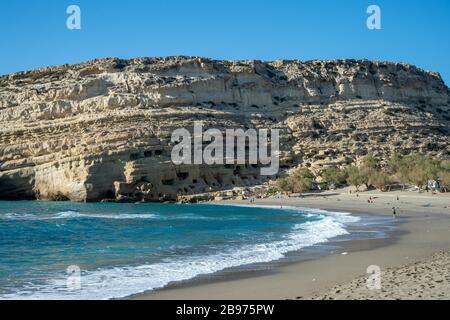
[0,57,449,201]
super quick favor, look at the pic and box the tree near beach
[276,153,450,194]
[388,153,444,191]
[368,171,393,191]
[291,168,314,193]
[276,168,314,194]
[438,160,450,192]
[338,153,449,192]
[276,178,290,194]
[321,167,348,188]
[345,166,366,191]
[388,152,411,190]
[345,154,384,191]
[440,171,450,192]
[359,154,380,190]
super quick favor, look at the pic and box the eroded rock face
[0,57,449,201]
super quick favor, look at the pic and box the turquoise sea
[0,201,393,299]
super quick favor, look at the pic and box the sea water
[0,201,391,299]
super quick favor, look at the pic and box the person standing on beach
[392,207,397,219]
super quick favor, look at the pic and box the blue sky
[1,0,449,85]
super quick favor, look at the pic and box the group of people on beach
[360,193,399,218]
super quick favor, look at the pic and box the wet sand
[133,190,450,300]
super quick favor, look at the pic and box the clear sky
[1,0,449,85]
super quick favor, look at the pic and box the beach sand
[313,250,450,300]
[133,190,450,300]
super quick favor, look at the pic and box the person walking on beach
[392,207,397,219]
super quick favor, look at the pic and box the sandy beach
[134,190,450,300]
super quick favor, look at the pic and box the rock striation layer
[0,57,449,201]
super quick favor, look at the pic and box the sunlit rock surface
[0,57,449,201]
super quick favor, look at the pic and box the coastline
[133,190,450,300]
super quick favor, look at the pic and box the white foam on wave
[217,203,360,223]
[2,212,37,220]
[1,206,359,300]
[0,211,158,221]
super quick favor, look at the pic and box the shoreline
[133,190,450,300]
[128,210,397,300]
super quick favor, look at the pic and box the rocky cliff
[0,57,449,201]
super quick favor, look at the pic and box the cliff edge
[0,57,449,201]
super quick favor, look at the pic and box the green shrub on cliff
[276,178,290,193]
